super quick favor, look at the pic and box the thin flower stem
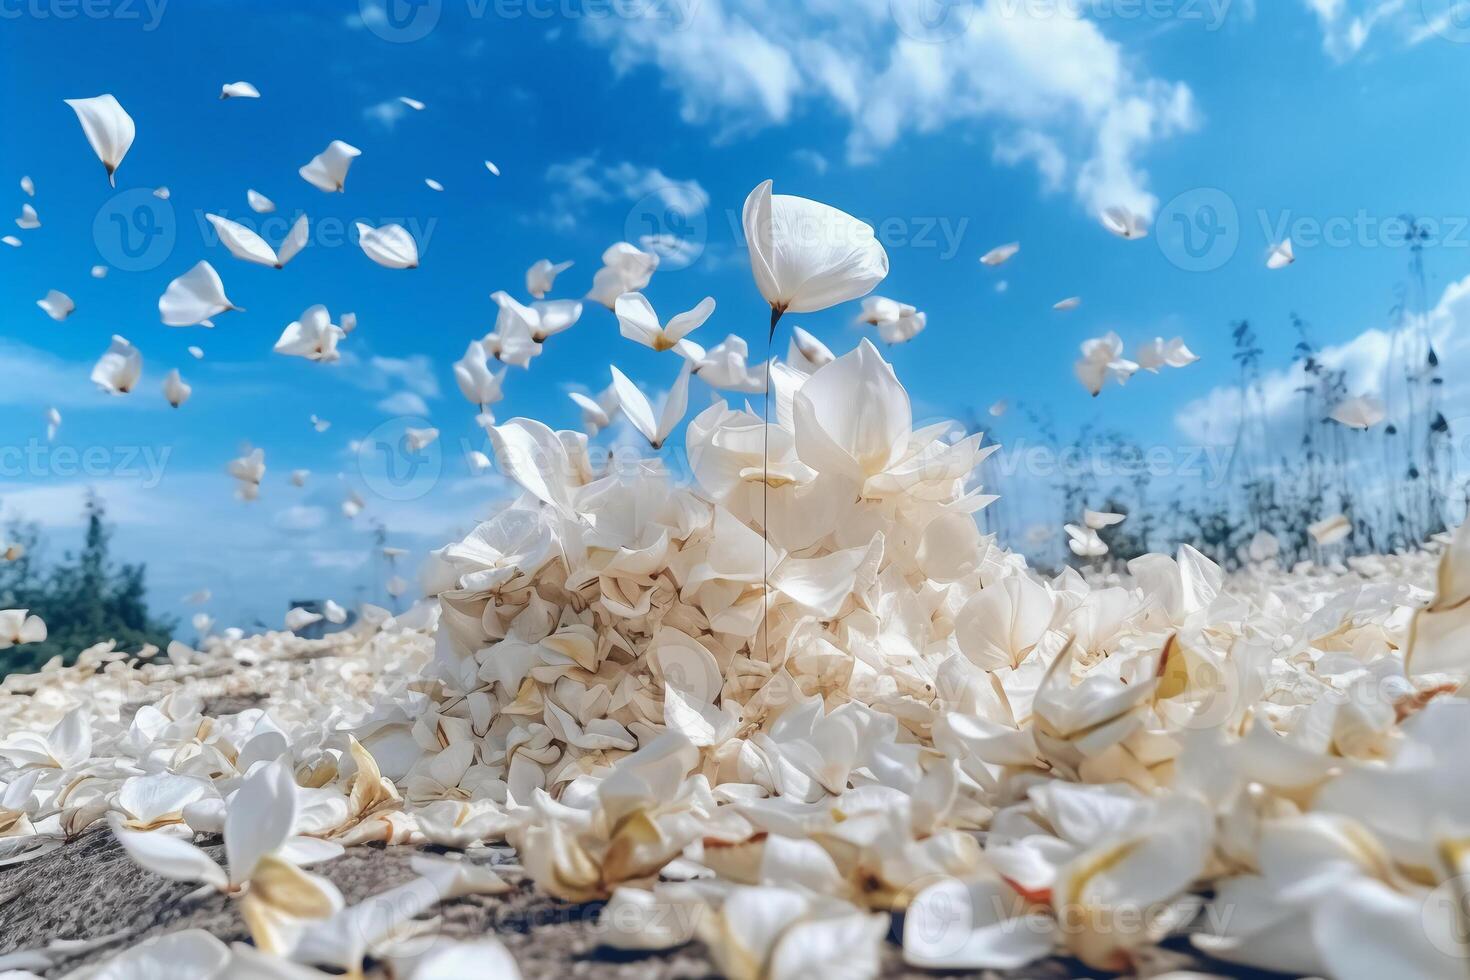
[761,305,784,664]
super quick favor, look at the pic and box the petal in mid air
[274,306,346,363]
[247,189,275,213]
[526,259,573,299]
[65,94,135,186]
[1329,395,1386,430]
[1075,332,1139,396]
[1065,523,1109,557]
[36,290,74,321]
[1267,237,1295,269]
[610,360,692,450]
[615,293,715,353]
[356,222,419,269]
[299,140,362,193]
[1100,205,1148,240]
[1135,336,1199,373]
[206,214,308,269]
[163,369,192,408]
[586,242,659,309]
[980,242,1020,267]
[220,81,260,99]
[91,335,143,395]
[453,341,507,408]
[159,262,240,327]
[1084,509,1125,530]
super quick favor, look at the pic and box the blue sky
[1,0,1468,631]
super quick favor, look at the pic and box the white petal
[299,140,361,193]
[206,214,278,267]
[65,94,135,185]
[159,261,237,327]
[36,290,74,321]
[742,179,889,314]
[276,214,310,266]
[1267,237,1295,269]
[904,877,1054,970]
[91,335,143,395]
[357,222,419,269]
[163,368,192,408]
[609,365,657,446]
[112,822,227,888]
[980,242,1020,266]
[225,761,298,884]
[220,81,261,99]
[88,929,229,980]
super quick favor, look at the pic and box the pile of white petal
[6,341,1470,979]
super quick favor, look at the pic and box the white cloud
[363,98,408,130]
[272,504,328,532]
[342,352,442,399]
[577,0,1198,217]
[542,157,709,231]
[345,0,387,31]
[0,340,164,412]
[1298,0,1442,60]
[377,391,431,416]
[0,464,497,637]
[1176,271,1470,446]
[792,149,830,175]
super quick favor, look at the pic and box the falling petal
[299,140,362,193]
[36,290,74,321]
[64,94,135,186]
[247,189,276,213]
[356,222,419,269]
[220,81,261,99]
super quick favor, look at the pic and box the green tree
[0,493,173,675]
